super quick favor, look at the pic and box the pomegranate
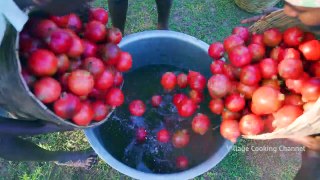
[53,93,81,119]
[28,49,58,76]
[303,32,316,42]
[208,42,225,59]
[273,105,303,129]
[189,90,204,104]
[33,19,57,38]
[192,113,211,135]
[222,109,241,121]
[106,27,123,44]
[228,45,252,67]
[209,98,224,114]
[248,43,265,62]
[176,156,189,170]
[176,98,197,117]
[301,78,320,102]
[232,26,250,42]
[286,73,310,94]
[172,129,190,148]
[33,77,61,104]
[259,58,278,79]
[239,114,264,135]
[263,28,282,47]
[177,73,188,88]
[270,46,285,61]
[173,93,188,107]
[50,15,69,28]
[157,129,170,143]
[100,43,121,65]
[251,86,284,115]
[220,119,240,143]
[299,40,320,61]
[237,82,258,99]
[309,61,320,78]
[240,65,261,85]
[57,54,70,73]
[282,48,300,60]
[89,8,109,24]
[262,79,281,90]
[82,40,98,58]
[188,71,206,91]
[72,102,94,126]
[116,51,132,72]
[284,94,303,106]
[105,88,124,107]
[161,72,177,91]
[68,70,94,96]
[225,93,245,112]
[129,100,146,116]
[84,21,107,43]
[250,33,264,45]
[263,114,276,133]
[223,34,244,53]
[283,26,304,47]
[210,59,225,74]
[67,36,84,58]
[113,71,124,87]
[136,127,147,143]
[151,95,162,107]
[92,101,109,121]
[46,29,72,54]
[278,58,303,79]
[66,13,82,32]
[83,57,105,77]
[207,74,231,98]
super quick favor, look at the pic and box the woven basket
[249,10,320,36]
[234,0,281,13]
[244,10,320,139]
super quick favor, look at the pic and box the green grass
[0,0,300,180]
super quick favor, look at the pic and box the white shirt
[0,0,28,45]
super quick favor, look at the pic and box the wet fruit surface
[99,65,222,173]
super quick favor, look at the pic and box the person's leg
[108,0,128,33]
[155,0,173,30]
[0,117,74,136]
[295,150,320,180]
[0,135,97,169]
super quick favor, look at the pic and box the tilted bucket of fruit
[234,0,281,13]
[206,10,320,142]
[0,7,129,128]
[85,30,233,179]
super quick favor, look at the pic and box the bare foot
[55,150,98,170]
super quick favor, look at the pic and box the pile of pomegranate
[207,26,320,143]
[19,7,132,126]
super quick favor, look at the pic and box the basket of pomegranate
[234,0,281,13]
[207,10,320,141]
[0,7,131,128]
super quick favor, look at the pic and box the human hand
[289,135,320,152]
[241,7,280,24]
